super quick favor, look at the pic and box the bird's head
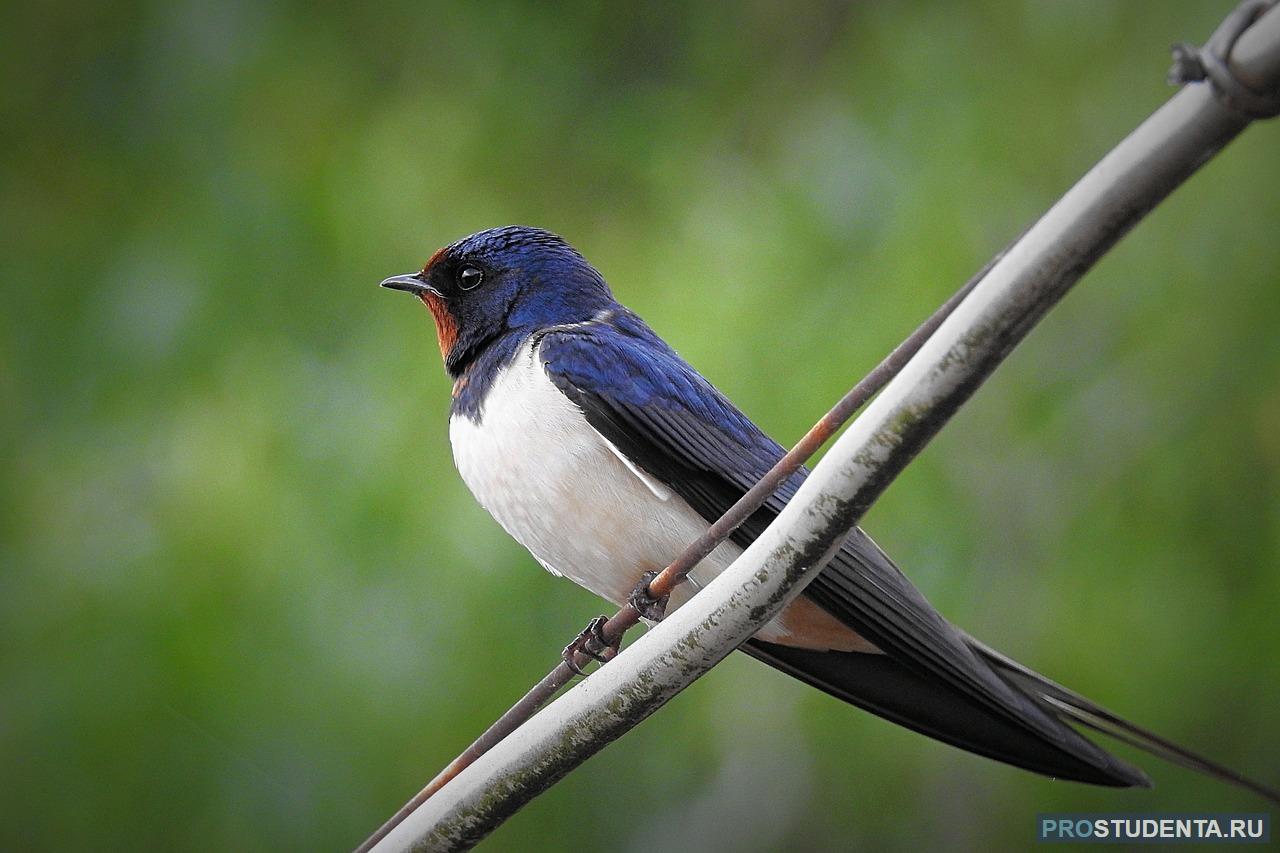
[381,226,616,377]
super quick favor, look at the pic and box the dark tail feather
[969,639,1280,805]
[744,639,1150,788]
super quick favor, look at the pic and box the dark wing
[538,313,1148,787]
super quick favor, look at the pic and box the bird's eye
[458,266,484,290]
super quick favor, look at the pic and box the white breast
[448,339,809,646]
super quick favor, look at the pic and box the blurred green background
[3,1,1278,850]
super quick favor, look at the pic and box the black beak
[379,273,439,296]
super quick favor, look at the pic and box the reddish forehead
[421,246,447,274]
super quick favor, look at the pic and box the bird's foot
[628,571,670,622]
[561,616,617,676]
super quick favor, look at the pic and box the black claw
[562,652,587,677]
[562,615,615,675]
[628,571,670,622]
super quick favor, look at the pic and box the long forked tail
[744,640,1152,789]
[969,639,1280,805]
[744,638,1280,803]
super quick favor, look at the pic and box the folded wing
[539,314,1157,786]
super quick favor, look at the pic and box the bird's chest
[448,345,729,605]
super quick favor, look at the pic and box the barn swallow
[382,225,1277,800]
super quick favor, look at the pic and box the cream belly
[448,339,867,652]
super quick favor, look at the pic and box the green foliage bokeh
[2,2,1278,850]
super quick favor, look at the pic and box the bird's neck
[448,294,626,421]
[448,329,532,423]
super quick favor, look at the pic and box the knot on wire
[1168,0,1280,120]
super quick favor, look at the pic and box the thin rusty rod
[356,245,1005,853]
[641,272,984,606]
[613,234,1010,641]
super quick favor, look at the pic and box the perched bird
[382,225,1276,800]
